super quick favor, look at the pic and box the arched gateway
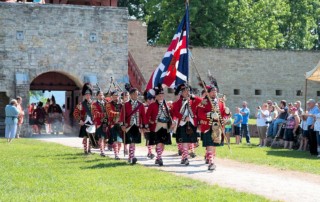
[29,71,83,135]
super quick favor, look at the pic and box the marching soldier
[197,85,227,170]
[171,83,202,166]
[120,88,147,164]
[106,90,123,160]
[73,83,95,155]
[146,85,172,166]
[143,89,156,159]
[121,91,130,155]
[92,89,108,157]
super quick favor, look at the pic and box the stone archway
[29,71,83,136]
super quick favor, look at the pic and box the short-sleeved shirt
[313,113,320,131]
[278,107,288,120]
[307,106,320,126]
[240,107,250,124]
[233,113,243,127]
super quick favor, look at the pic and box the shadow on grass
[81,161,128,169]
[266,150,319,160]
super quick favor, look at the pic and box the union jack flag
[146,5,189,91]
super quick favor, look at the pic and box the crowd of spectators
[229,99,320,158]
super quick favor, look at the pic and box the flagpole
[189,51,231,151]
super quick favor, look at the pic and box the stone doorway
[29,71,82,136]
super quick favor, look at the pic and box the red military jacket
[106,100,122,127]
[171,96,202,127]
[119,99,146,128]
[73,99,93,123]
[197,96,226,133]
[145,100,171,132]
[92,100,107,127]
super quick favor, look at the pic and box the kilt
[79,125,88,138]
[149,128,172,145]
[202,129,223,147]
[108,124,123,143]
[96,125,107,139]
[144,132,156,146]
[125,125,141,144]
[176,123,198,143]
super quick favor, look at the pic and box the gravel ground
[35,136,320,202]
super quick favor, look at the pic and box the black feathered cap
[82,83,93,96]
[174,83,191,96]
[143,89,155,101]
[154,84,164,95]
[51,95,56,104]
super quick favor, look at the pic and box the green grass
[0,139,270,202]
[165,138,320,175]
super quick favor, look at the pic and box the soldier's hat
[154,84,164,95]
[82,83,93,96]
[174,83,191,95]
[143,89,155,101]
[51,95,56,104]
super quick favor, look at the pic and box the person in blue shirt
[233,107,243,144]
[240,101,250,144]
[305,99,320,156]
[5,99,19,143]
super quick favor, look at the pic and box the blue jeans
[241,124,250,143]
[272,118,286,137]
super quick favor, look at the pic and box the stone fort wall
[129,20,320,115]
[0,2,128,135]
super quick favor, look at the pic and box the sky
[30,91,65,107]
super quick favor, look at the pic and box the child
[233,107,243,144]
[298,114,308,151]
[224,107,232,144]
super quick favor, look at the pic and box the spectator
[5,99,19,143]
[224,107,232,144]
[233,107,242,144]
[294,101,304,116]
[32,102,46,134]
[298,114,309,151]
[16,96,25,138]
[267,100,288,138]
[44,98,52,134]
[240,101,250,144]
[284,107,300,150]
[305,99,319,156]
[256,103,270,147]
[312,109,320,158]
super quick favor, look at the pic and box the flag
[146,5,189,91]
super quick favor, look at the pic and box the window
[296,90,303,96]
[255,89,261,95]
[317,91,320,96]
[275,90,282,96]
[234,89,240,95]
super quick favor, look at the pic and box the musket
[189,51,231,150]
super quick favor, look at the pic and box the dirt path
[36,136,320,202]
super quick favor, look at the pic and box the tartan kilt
[202,129,223,147]
[125,125,141,144]
[144,132,155,146]
[149,128,172,145]
[96,125,107,139]
[108,124,123,143]
[176,124,198,143]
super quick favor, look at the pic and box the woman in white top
[256,103,270,147]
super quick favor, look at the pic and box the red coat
[197,97,226,132]
[92,101,106,127]
[119,100,146,128]
[171,96,202,126]
[106,100,122,126]
[73,99,93,123]
[146,101,160,132]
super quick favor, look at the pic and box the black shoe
[184,158,189,166]
[178,150,182,156]
[180,159,185,164]
[131,157,137,165]
[115,156,120,160]
[208,163,216,171]
[100,153,106,157]
[88,150,94,155]
[147,153,155,159]
[155,159,159,165]
[158,158,163,166]
[205,159,209,164]
[84,151,89,155]
[189,152,196,158]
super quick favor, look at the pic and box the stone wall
[128,20,320,115]
[0,2,128,136]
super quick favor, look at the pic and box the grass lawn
[165,138,320,175]
[0,139,270,202]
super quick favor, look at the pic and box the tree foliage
[120,0,320,50]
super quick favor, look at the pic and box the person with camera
[171,83,202,166]
[240,101,251,144]
[256,103,270,147]
[284,107,300,150]
[145,85,172,166]
[267,100,288,138]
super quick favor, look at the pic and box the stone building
[0,2,127,136]
[128,20,320,115]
